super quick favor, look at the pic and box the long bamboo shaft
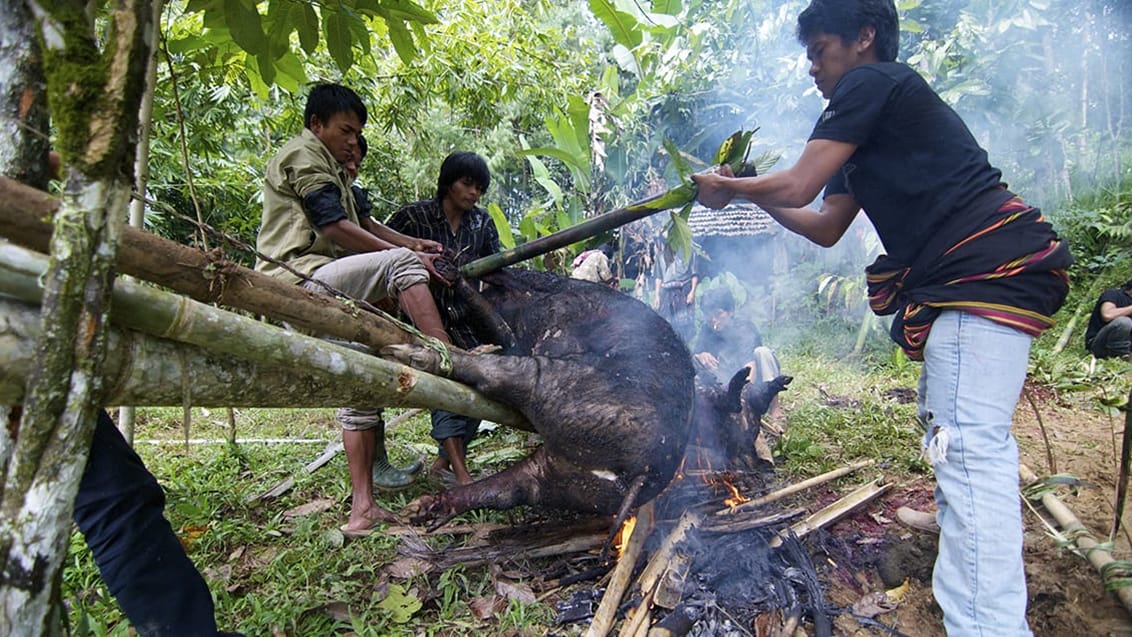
[0,176,416,350]
[460,192,670,278]
[0,245,525,426]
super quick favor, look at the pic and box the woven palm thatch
[687,202,777,238]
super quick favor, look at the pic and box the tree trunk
[0,1,156,633]
[0,176,424,352]
[0,0,49,188]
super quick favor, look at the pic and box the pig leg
[411,447,557,530]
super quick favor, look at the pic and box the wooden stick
[618,587,654,637]
[768,479,890,548]
[715,459,876,516]
[586,501,655,637]
[248,439,343,502]
[701,508,805,534]
[1021,463,1132,614]
[1111,387,1132,541]
[636,511,702,596]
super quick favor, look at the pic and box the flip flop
[339,523,377,538]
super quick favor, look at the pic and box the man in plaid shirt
[386,152,500,484]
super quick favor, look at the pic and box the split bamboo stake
[768,479,891,548]
[715,459,876,516]
[586,501,656,637]
[1021,463,1132,614]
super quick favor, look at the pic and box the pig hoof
[381,344,443,375]
[407,493,458,530]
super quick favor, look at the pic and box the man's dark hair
[796,0,900,62]
[1122,278,1132,291]
[357,133,368,160]
[702,287,735,314]
[304,83,367,129]
[437,151,491,200]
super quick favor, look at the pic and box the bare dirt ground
[820,380,1132,637]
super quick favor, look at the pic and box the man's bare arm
[1100,301,1132,323]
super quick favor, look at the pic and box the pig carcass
[383,268,696,527]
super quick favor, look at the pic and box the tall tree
[0,1,157,633]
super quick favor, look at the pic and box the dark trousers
[431,409,480,460]
[73,410,227,636]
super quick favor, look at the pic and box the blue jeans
[918,312,1033,636]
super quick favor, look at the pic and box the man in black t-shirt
[1084,279,1132,360]
[692,2,1071,635]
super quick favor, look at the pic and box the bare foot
[344,504,398,534]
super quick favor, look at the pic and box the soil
[819,379,1132,636]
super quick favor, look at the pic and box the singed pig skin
[385,268,696,524]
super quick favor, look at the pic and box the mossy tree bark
[0,1,157,634]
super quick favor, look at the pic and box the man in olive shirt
[256,83,450,536]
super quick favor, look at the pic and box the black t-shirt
[1084,288,1132,347]
[811,62,1010,264]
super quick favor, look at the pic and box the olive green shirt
[256,129,363,284]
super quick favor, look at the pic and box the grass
[61,331,1131,635]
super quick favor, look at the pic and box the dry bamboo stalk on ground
[715,459,876,517]
[768,479,891,548]
[586,501,656,637]
[248,408,424,502]
[702,508,805,534]
[1020,463,1132,614]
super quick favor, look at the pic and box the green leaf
[296,3,319,54]
[255,51,277,86]
[223,0,267,55]
[487,203,515,250]
[588,0,643,49]
[272,52,307,92]
[523,154,564,206]
[378,0,439,24]
[519,147,587,173]
[651,0,682,16]
[662,137,692,181]
[376,583,421,623]
[667,208,694,259]
[387,19,417,64]
[325,13,355,73]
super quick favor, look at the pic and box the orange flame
[614,515,637,558]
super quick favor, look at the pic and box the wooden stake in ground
[585,501,656,637]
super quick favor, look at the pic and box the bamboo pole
[586,501,656,637]
[1021,463,1132,614]
[714,459,876,516]
[461,192,674,278]
[0,246,525,427]
[0,176,418,351]
[768,479,891,548]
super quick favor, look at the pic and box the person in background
[385,151,500,485]
[256,83,451,536]
[571,243,618,287]
[1083,278,1132,360]
[692,1,1072,634]
[652,244,699,343]
[692,286,786,460]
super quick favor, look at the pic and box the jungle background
[3,0,1132,634]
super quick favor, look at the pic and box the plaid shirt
[385,199,501,348]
